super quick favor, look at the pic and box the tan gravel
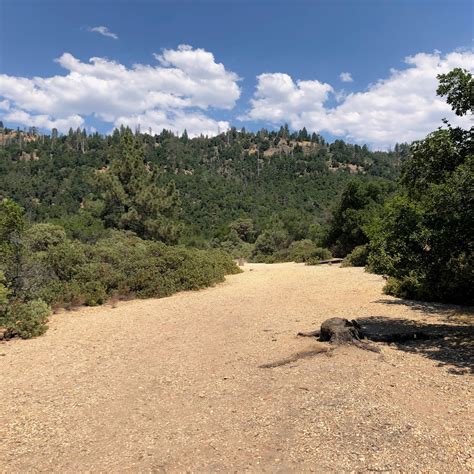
[0,263,472,472]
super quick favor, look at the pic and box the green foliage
[53,210,109,243]
[278,209,313,242]
[24,223,67,252]
[367,69,473,304]
[1,299,50,339]
[252,229,290,262]
[96,129,182,243]
[23,230,241,308]
[0,272,9,308]
[436,68,473,116]
[325,180,393,257]
[0,199,26,244]
[219,237,254,260]
[0,199,27,296]
[228,218,256,243]
[0,125,400,247]
[341,244,369,267]
[81,281,108,306]
[305,247,333,265]
[400,129,463,194]
[288,239,318,263]
[0,198,240,337]
[382,275,424,301]
[368,156,473,303]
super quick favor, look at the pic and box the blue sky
[0,0,472,148]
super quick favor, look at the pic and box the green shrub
[288,239,317,263]
[24,223,67,252]
[32,231,241,307]
[54,210,109,243]
[219,236,254,260]
[0,272,8,308]
[2,299,50,338]
[341,244,369,267]
[34,280,85,309]
[82,281,108,306]
[383,275,423,300]
[251,229,289,262]
[228,218,256,243]
[305,247,333,265]
[2,214,241,338]
[272,247,291,262]
[39,240,87,281]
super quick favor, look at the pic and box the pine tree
[96,129,182,243]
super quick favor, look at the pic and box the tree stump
[298,317,380,352]
[320,317,362,343]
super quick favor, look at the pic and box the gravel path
[1,263,472,472]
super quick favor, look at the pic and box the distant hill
[0,124,408,241]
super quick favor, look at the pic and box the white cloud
[115,110,230,137]
[339,72,353,82]
[240,73,333,126]
[0,45,240,136]
[243,50,474,149]
[88,26,118,40]
[2,47,472,146]
[2,109,84,131]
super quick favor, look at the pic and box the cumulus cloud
[339,72,353,82]
[2,109,84,131]
[88,26,118,40]
[243,50,474,148]
[0,45,240,136]
[115,110,230,137]
[240,73,333,127]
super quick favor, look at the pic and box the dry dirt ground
[1,263,472,472]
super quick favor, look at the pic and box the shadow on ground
[356,315,473,375]
[375,298,473,323]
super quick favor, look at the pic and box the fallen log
[317,258,344,265]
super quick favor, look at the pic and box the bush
[383,275,424,300]
[82,281,108,306]
[325,180,392,257]
[228,218,256,243]
[341,244,369,267]
[305,247,332,265]
[1,223,241,339]
[31,231,241,308]
[0,272,8,308]
[24,223,67,252]
[272,247,291,262]
[1,299,50,338]
[219,232,254,260]
[54,210,109,243]
[34,280,85,309]
[288,239,317,263]
[252,229,289,262]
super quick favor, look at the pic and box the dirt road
[1,264,472,472]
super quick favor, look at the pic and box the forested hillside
[0,124,404,244]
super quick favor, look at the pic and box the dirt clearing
[1,263,472,472]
